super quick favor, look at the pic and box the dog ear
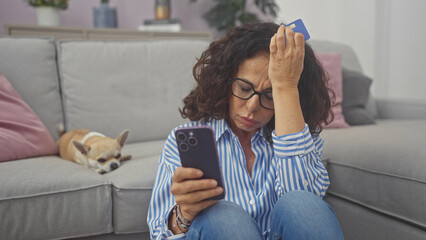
[116,129,130,148]
[72,140,91,155]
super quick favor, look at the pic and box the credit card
[285,19,310,41]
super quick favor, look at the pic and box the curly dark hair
[180,22,333,141]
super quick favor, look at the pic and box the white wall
[384,0,426,100]
[276,0,376,80]
[276,0,426,100]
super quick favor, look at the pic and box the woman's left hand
[269,25,305,90]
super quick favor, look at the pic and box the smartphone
[175,126,225,200]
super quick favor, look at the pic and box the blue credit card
[285,19,310,41]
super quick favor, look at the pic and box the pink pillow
[315,53,350,129]
[0,73,58,162]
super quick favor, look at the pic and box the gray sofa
[0,36,425,240]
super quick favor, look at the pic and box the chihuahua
[57,128,131,174]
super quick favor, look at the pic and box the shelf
[4,24,212,41]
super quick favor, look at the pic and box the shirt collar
[205,118,267,143]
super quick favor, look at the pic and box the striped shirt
[147,118,329,239]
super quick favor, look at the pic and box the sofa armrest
[376,98,426,120]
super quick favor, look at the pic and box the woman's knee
[276,190,332,214]
[187,201,262,240]
[193,201,258,230]
[271,190,344,240]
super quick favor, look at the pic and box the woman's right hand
[170,167,223,222]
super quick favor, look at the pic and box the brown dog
[57,128,131,174]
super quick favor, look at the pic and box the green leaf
[238,11,259,24]
[192,0,278,32]
[203,3,238,31]
[253,0,278,17]
[27,0,68,10]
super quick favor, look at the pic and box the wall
[277,0,426,101]
[0,0,271,38]
[2,0,426,100]
[0,0,214,34]
[381,0,426,100]
[276,0,377,93]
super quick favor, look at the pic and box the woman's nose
[246,94,261,112]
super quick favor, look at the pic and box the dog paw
[121,155,132,161]
[95,169,107,174]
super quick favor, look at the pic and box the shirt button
[249,199,255,205]
[303,179,309,187]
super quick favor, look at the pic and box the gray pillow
[341,68,376,125]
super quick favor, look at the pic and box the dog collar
[81,132,106,144]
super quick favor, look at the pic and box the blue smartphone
[175,126,225,200]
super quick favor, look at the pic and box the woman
[147,22,344,240]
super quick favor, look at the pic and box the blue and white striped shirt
[147,118,329,239]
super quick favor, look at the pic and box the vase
[155,0,171,20]
[93,3,117,28]
[36,7,61,26]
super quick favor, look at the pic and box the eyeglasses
[231,78,274,110]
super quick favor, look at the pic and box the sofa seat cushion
[321,119,426,229]
[105,140,165,234]
[0,156,113,240]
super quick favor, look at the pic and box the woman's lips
[240,116,259,127]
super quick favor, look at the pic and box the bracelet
[172,205,184,232]
[177,204,192,226]
[176,213,189,231]
[173,204,192,232]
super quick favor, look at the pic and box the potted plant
[27,0,69,26]
[190,0,278,33]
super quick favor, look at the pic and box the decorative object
[27,0,68,26]
[27,0,68,9]
[190,0,279,32]
[93,0,117,28]
[316,52,350,129]
[341,68,376,125]
[139,19,181,32]
[36,7,61,26]
[0,73,58,162]
[155,0,171,20]
[139,0,181,32]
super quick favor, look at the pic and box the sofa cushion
[0,156,113,240]
[0,36,64,140]
[341,68,376,125]
[105,140,165,234]
[325,195,426,240]
[321,119,426,229]
[316,53,350,129]
[0,73,58,162]
[309,40,378,119]
[57,39,209,143]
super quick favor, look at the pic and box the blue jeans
[185,191,344,240]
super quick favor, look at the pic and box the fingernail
[216,187,223,193]
[210,180,217,187]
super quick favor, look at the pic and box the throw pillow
[341,68,376,125]
[315,53,350,129]
[0,73,58,162]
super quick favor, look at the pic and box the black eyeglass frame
[230,78,274,110]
